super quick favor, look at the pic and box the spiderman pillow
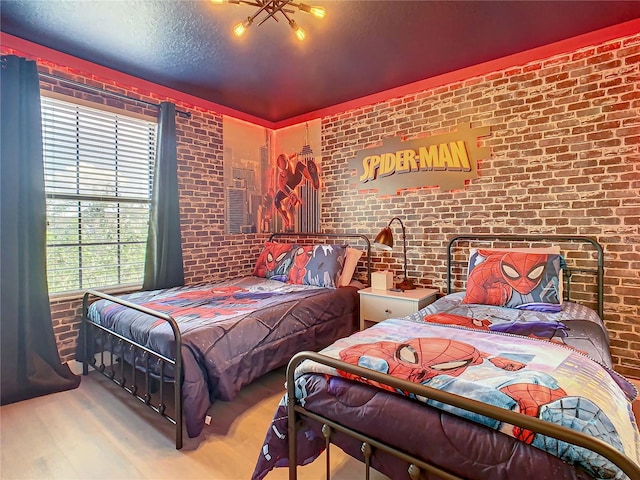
[286,244,347,288]
[253,242,297,282]
[462,248,564,312]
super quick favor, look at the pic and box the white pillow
[338,247,364,287]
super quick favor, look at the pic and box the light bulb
[298,3,325,19]
[233,23,246,37]
[309,6,325,18]
[289,19,306,40]
[233,18,252,37]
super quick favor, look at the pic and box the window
[41,95,157,294]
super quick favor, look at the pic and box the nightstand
[358,287,438,330]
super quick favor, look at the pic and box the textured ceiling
[1,1,639,123]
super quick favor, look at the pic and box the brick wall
[321,32,640,378]
[3,30,639,378]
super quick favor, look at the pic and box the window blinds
[40,95,157,294]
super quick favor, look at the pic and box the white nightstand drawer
[358,287,438,330]
[360,295,415,323]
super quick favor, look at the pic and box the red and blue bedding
[411,292,613,367]
[252,302,639,480]
[85,276,359,438]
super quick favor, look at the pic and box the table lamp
[373,217,415,290]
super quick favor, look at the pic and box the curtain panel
[143,101,185,290]
[0,55,80,405]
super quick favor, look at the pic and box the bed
[79,232,371,449]
[252,234,640,480]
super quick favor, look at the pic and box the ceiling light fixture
[210,0,325,40]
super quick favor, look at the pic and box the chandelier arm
[235,0,295,13]
[279,6,293,23]
[256,0,296,25]
[257,15,278,26]
[246,1,274,24]
[272,0,297,14]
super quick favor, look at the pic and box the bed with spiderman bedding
[252,235,640,480]
[79,232,371,449]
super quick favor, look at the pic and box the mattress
[410,292,613,367]
[83,276,359,437]
[253,295,639,480]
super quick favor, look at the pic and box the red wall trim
[3,17,639,130]
[272,18,640,129]
[0,32,275,128]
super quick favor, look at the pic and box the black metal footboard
[286,351,640,480]
[81,289,184,449]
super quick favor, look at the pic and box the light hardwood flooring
[2,368,639,480]
[0,367,389,480]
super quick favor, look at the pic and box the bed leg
[361,442,372,480]
[322,424,332,480]
[287,391,297,480]
[82,323,88,375]
[82,294,89,375]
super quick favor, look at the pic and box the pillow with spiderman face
[253,242,297,282]
[461,248,563,312]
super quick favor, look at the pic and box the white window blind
[41,96,157,294]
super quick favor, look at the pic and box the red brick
[625,54,640,65]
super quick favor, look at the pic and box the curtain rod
[38,72,191,118]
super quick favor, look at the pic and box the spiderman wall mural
[222,117,322,234]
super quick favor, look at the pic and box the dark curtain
[0,55,80,405]
[143,101,185,290]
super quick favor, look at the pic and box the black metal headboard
[268,232,372,286]
[447,235,604,318]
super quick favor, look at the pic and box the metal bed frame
[80,232,371,450]
[284,235,639,480]
[81,290,183,445]
[286,351,640,480]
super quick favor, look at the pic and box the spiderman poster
[222,116,322,234]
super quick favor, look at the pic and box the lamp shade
[373,227,393,251]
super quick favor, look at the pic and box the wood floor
[0,367,389,480]
[2,366,639,480]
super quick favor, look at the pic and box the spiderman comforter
[83,276,358,438]
[253,304,640,480]
[412,292,614,367]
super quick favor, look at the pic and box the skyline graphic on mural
[223,118,321,234]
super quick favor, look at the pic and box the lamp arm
[387,217,408,280]
[239,0,297,20]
